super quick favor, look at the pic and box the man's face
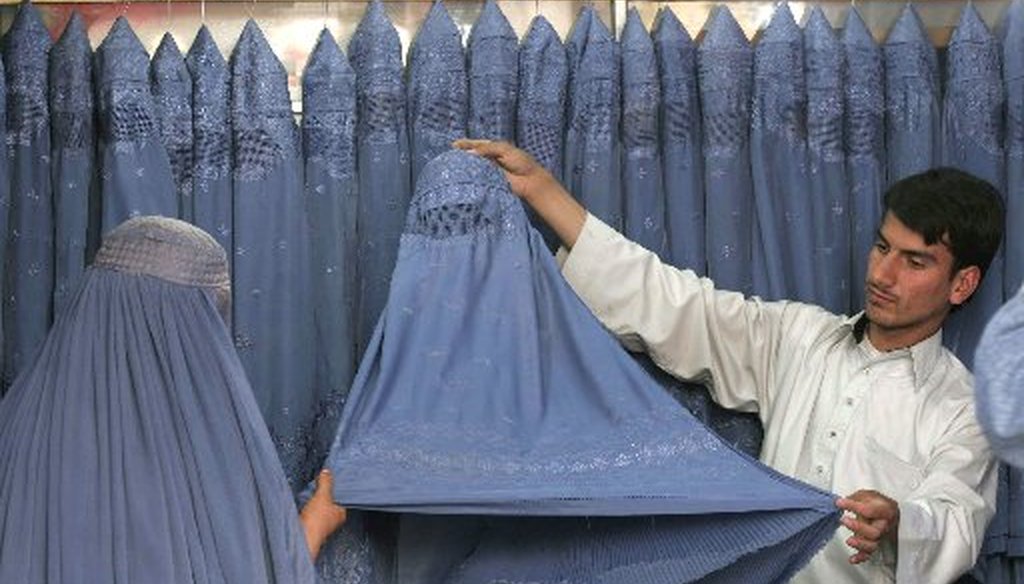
[864,212,979,349]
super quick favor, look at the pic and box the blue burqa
[0,52,6,388]
[322,149,840,583]
[230,19,317,490]
[1006,0,1024,299]
[186,26,233,273]
[467,0,518,142]
[3,2,54,391]
[49,13,94,318]
[94,17,178,232]
[0,216,315,583]
[150,33,194,222]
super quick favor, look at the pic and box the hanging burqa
[0,51,6,389]
[0,217,315,584]
[1007,0,1024,298]
[49,13,94,318]
[321,149,840,584]
[698,6,754,295]
[186,26,233,272]
[467,0,517,142]
[3,2,53,392]
[94,17,178,232]
[302,28,358,475]
[842,7,885,313]
[150,33,193,222]
[563,7,622,231]
[230,19,317,490]
[654,7,704,275]
[621,8,667,259]
[350,0,412,352]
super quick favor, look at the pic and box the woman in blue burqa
[317,149,840,583]
[0,216,344,583]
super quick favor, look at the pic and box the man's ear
[950,265,981,307]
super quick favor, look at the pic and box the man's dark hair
[883,167,1005,279]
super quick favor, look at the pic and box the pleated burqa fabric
[467,0,517,142]
[0,217,315,584]
[1006,0,1024,298]
[3,2,54,391]
[408,0,467,184]
[842,7,885,312]
[654,8,704,274]
[698,6,754,295]
[0,53,7,388]
[186,26,233,272]
[350,0,412,352]
[301,29,357,476]
[94,17,178,232]
[49,13,95,318]
[230,19,317,490]
[804,7,850,314]
[564,7,622,232]
[621,8,667,259]
[516,15,566,249]
[941,3,1005,370]
[750,3,813,303]
[884,4,940,184]
[150,33,193,222]
[323,149,840,583]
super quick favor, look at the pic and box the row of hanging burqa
[1,0,1023,492]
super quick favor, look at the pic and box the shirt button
[845,397,854,406]
[816,465,824,474]
[829,431,837,438]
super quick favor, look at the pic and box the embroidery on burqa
[467,0,518,142]
[1004,0,1024,297]
[151,33,194,222]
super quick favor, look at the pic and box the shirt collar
[843,312,943,391]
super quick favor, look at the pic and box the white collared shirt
[559,214,997,583]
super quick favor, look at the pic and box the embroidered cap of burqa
[0,216,315,583]
[325,149,839,582]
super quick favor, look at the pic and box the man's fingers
[453,139,507,159]
[845,535,879,555]
[849,551,871,565]
[841,515,883,541]
[836,496,873,517]
[315,469,334,494]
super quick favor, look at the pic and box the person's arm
[300,470,348,562]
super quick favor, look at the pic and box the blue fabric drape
[0,265,315,583]
[186,26,233,273]
[3,2,53,390]
[151,33,193,222]
[408,0,467,184]
[654,7,704,274]
[564,7,622,231]
[49,13,94,318]
[621,8,667,259]
[351,0,412,353]
[1007,0,1024,298]
[95,17,178,231]
[302,28,357,480]
[805,7,850,314]
[230,19,317,490]
[323,149,838,583]
[0,52,6,388]
[698,6,754,295]
[468,0,517,142]
[843,7,885,313]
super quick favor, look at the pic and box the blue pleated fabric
[804,7,850,314]
[564,7,622,231]
[301,28,357,477]
[653,8,704,274]
[516,15,566,249]
[751,3,813,303]
[467,0,517,142]
[408,0,467,184]
[621,8,667,259]
[698,6,754,295]
[186,26,234,273]
[3,2,54,391]
[230,20,317,490]
[151,33,193,222]
[884,4,940,184]
[942,3,1005,370]
[842,7,885,313]
[95,17,178,232]
[322,149,838,583]
[0,52,7,389]
[0,220,315,584]
[49,13,94,318]
[351,0,412,353]
[1007,0,1024,298]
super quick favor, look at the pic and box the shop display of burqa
[317,149,839,583]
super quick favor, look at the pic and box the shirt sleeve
[557,213,793,415]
